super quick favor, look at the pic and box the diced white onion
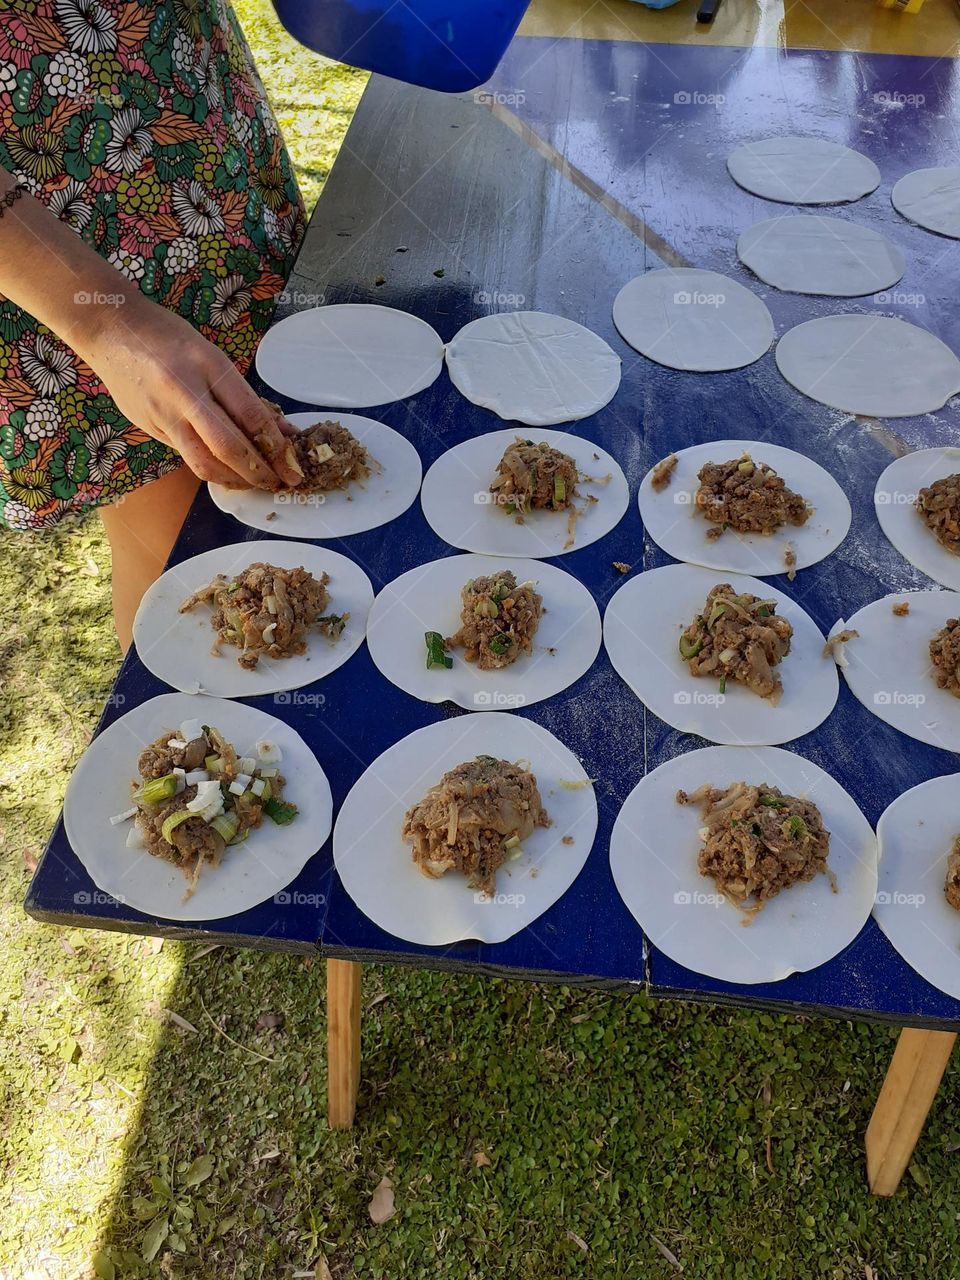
[109,806,138,826]
[251,778,266,797]
[228,780,247,797]
[167,738,187,750]
[126,825,146,849]
[259,767,278,779]
[234,773,252,788]
[239,756,257,775]
[179,719,203,743]
[256,740,282,764]
[718,647,737,664]
[187,780,222,814]
[265,595,278,615]
[185,769,209,786]
[262,623,277,643]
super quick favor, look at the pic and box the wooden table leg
[865,1028,956,1195]
[327,958,362,1128]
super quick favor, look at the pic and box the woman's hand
[81,299,303,491]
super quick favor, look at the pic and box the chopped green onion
[476,754,498,765]
[318,614,347,638]
[718,675,726,695]
[264,797,298,825]
[160,809,195,844]
[678,633,703,660]
[136,773,179,806]
[209,812,241,844]
[425,630,453,670]
[784,815,807,839]
[488,633,512,656]
[504,502,516,516]
[554,474,566,504]
[759,794,787,809]
[204,754,222,773]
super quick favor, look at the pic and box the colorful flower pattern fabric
[0,0,305,528]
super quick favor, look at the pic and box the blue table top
[27,37,960,1028]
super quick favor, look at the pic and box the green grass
[1,3,959,1277]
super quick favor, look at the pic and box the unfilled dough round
[775,314,960,418]
[255,304,445,407]
[612,268,774,372]
[875,775,960,1001]
[874,448,960,591]
[444,311,621,425]
[609,745,878,985]
[892,166,960,239]
[727,136,880,205]
[737,215,904,297]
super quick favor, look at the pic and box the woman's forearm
[0,164,151,364]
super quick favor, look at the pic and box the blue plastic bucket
[270,0,531,92]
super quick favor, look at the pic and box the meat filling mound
[678,781,831,913]
[446,571,543,670]
[180,562,345,670]
[285,419,371,493]
[916,474,960,557]
[401,755,550,895]
[695,454,810,540]
[930,616,960,698]
[650,453,678,491]
[680,584,792,702]
[490,438,578,517]
[945,836,960,912]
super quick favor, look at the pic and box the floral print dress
[0,0,305,529]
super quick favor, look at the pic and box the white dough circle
[737,215,905,296]
[444,311,621,425]
[333,712,599,945]
[828,592,960,754]
[892,166,960,239]
[255,304,445,406]
[609,745,878,984]
[209,413,422,538]
[639,439,851,577]
[612,268,774,372]
[875,448,960,591]
[63,693,333,921]
[875,775,960,1001]
[603,564,838,746]
[367,554,601,712]
[775,315,960,418]
[133,541,373,698]
[420,428,629,558]
[726,136,881,205]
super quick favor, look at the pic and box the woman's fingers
[165,418,253,488]
[213,375,303,486]
[190,398,288,491]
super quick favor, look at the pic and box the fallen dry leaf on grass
[472,1152,491,1168]
[566,1230,588,1254]
[316,1257,333,1280]
[368,1176,395,1224]
[652,1235,683,1271]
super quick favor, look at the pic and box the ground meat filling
[930,617,960,698]
[916,474,960,556]
[490,438,579,517]
[650,453,678,491]
[945,836,960,912]
[678,781,831,913]
[180,562,345,670]
[695,455,810,540]
[401,755,550,895]
[680,584,792,702]
[137,786,225,871]
[445,571,543,670]
[283,419,372,494]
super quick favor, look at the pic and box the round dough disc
[366,554,601,711]
[444,311,621,425]
[638,439,851,577]
[63,693,333,921]
[875,774,960,1000]
[891,166,960,239]
[609,745,878,984]
[254,304,444,407]
[612,268,774,372]
[775,315,960,418]
[737,215,905,297]
[875,448,960,591]
[333,712,599,945]
[828,591,960,754]
[727,136,880,205]
[133,541,373,698]
[209,413,422,538]
[603,564,838,746]
[420,428,629,559]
